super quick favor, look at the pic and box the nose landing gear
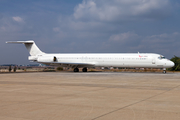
[163,68,166,74]
[163,70,166,74]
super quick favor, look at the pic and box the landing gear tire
[163,68,166,74]
[74,68,79,72]
[82,68,87,72]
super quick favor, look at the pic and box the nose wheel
[82,68,87,72]
[74,68,79,72]
[163,68,166,74]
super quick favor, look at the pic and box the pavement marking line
[92,84,180,120]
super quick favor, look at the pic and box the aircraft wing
[39,61,96,68]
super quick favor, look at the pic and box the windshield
[158,56,166,60]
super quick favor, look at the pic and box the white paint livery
[6,40,174,73]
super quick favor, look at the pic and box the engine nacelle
[37,56,57,62]
[28,56,38,61]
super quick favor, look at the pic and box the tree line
[169,56,180,71]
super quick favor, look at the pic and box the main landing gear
[82,67,87,72]
[73,68,87,72]
[73,68,79,72]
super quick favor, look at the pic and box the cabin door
[152,58,156,64]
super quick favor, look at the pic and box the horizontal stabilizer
[6,40,45,56]
[6,41,34,44]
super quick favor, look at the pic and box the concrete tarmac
[0,72,180,120]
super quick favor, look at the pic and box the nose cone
[168,61,175,68]
[171,61,175,67]
[165,60,175,68]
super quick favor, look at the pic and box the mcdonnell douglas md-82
[6,40,174,73]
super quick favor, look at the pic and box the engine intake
[53,56,57,62]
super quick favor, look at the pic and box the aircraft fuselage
[32,53,174,69]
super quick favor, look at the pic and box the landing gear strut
[82,67,87,72]
[74,68,79,72]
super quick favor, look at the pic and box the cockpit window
[158,56,166,60]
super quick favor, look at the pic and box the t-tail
[6,40,45,56]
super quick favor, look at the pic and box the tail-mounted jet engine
[28,56,38,61]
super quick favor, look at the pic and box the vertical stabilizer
[6,40,45,56]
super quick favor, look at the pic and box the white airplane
[6,40,174,73]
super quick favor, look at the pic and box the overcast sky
[0,0,180,65]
